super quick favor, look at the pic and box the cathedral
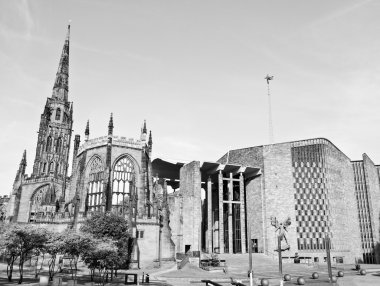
[6,25,380,267]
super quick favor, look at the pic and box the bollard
[337,271,344,277]
[283,274,291,281]
[39,276,49,286]
[312,272,319,279]
[360,269,366,275]
[331,276,337,283]
[297,277,305,285]
[261,278,269,286]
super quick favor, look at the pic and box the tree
[82,239,119,285]
[45,232,65,281]
[80,212,134,274]
[0,224,49,283]
[80,212,130,240]
[60,231,94,278]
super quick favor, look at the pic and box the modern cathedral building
[6,26,380,267]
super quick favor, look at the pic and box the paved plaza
[1,253,379,286]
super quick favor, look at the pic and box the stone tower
[31,24,73,191]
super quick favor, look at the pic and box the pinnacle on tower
[85,120,90,141]
[148,130,153,153]
[52,24,70,101]
[14,150,27,183]
[141,120,147,141]
[143,120,147,134]
[148,130,153,146]
[108,113,114,136]
[21,150,27,168]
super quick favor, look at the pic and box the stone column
[207,177,212,253]
[240,172,246,254]
[228,173,233,253]
[218,170,224,253]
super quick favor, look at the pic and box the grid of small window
[292,144,331,251]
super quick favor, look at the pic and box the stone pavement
[1,254,380,286]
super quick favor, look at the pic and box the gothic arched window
[55,108,61,121]
[46,136,52,152]
[87,157,104,212]
[49,162,54,173]
[56,163,59,175]
[29,184,61,222]
[56,137,62,153]
[43,162,47,174]
[112,156,135,214]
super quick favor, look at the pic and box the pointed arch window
[55,108,61,121]
[49,162,54,173]
[29,184,61,222]
[112,156,135,215]
[86,157,104,212]
[46,136,52,152]
[43,162,47,174]
[56,137,62,153]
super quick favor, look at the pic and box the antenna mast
[265,74,274,143]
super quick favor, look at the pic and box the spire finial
[52,25,70,101]
[108,113,114,136]
[85,120,90,141]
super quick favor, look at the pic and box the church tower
[31,24,73,183]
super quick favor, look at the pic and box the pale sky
[1,0,380,196]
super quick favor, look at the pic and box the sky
[1,0,380,196]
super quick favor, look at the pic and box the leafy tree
[80,212,134,275]
[80,212,129,240]
[0,224,49,283]
[45,232,65,281]
[82,239,119,285]
[60,231,94,278]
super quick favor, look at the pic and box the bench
[125,273,138,285]
[201,279,223,286]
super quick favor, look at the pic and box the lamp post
[325,234,333,282]
[248,218,253,286]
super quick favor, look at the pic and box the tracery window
[86,157,104,212]
[112,156,135,214]
[55,108,61,121]
[46,136,52,152]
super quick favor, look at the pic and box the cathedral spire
[108,113,114,136]
[85,120,90,141]
[52,24,70,101]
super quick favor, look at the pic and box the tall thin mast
[265,74,274,144]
